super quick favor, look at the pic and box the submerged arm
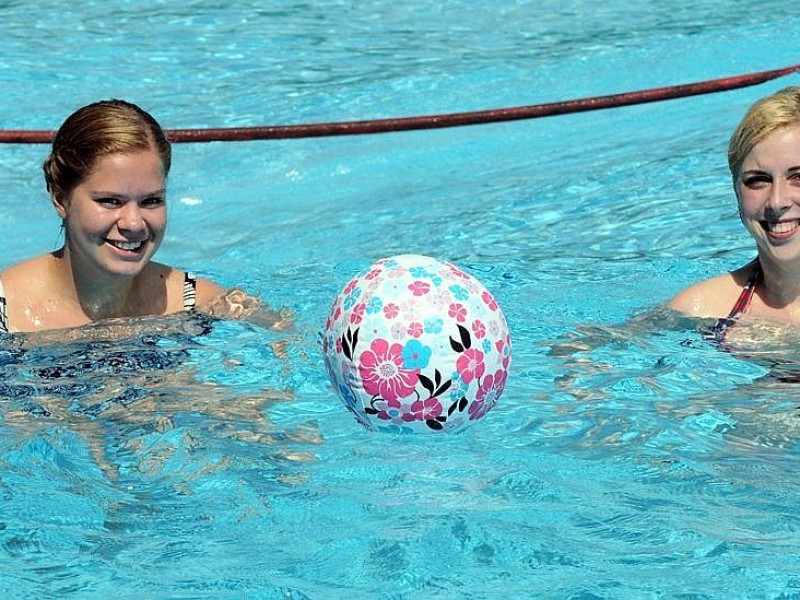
[203,288,294,331]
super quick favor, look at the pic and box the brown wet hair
[43,99,172,203]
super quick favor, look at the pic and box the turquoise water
[2,1,800,598]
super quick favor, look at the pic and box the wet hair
[728,86,800,180]
[43,99,172,203]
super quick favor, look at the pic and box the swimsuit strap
[0,278,7,333]
[712,259,761,342]
[183,272,197,311]
[726,263,761,321]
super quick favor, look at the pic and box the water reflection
[0,313,319,482]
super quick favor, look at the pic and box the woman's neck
[52,247,138,320]
[757,254,800,309]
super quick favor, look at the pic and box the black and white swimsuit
[0,271,197,333]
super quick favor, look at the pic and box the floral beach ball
[322,254,512,433]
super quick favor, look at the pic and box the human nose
[117,202,145,231]
[764,180,796,214]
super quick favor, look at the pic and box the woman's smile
[105,238,148,253]
[63,150,167,277]
[762,218,800,240]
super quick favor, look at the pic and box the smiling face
[56,149,167,280]
[736,124,800,263]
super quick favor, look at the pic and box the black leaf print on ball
[419,373,435,395]
[420,369,452,397]
[457,324,472,349]
[449,324,472,353]
[342,326,359,361]
[447,396,469,416]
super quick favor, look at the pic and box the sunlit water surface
[1,1,800,598]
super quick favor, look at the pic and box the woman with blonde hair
[670,86,800,341]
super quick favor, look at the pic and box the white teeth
[767,220,799,234]
[109,240,144,250]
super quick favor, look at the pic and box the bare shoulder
[1,254,51,276]
[192,275,227,307]
[0,254,57,290]
[668,264,757,318]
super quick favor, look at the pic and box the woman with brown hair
[0,99,280,334]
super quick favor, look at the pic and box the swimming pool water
[1,1,800,598]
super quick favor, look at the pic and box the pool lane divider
[2,63,799,144]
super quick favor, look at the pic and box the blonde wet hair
[728,86,800,180]
[43,99,172,203]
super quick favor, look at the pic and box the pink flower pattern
[448,302,467,323]
[343,278,358,295]
[481,290,498,311]
[406,397,444,422]
[359,338,419,401]
[383,303,400,319]
[496,335,512,370]
[408,280,431,296]
[469,369,507,421]
[456,347,485,384]
[449,266,470,280]
[326,255,511,433]
[373,397,403,421]
[407,321,423,338]
[471,319,486,339]
[350,302,366,324]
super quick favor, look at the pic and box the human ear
[51,193,68,219]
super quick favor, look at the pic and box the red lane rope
[2,63,798,144]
